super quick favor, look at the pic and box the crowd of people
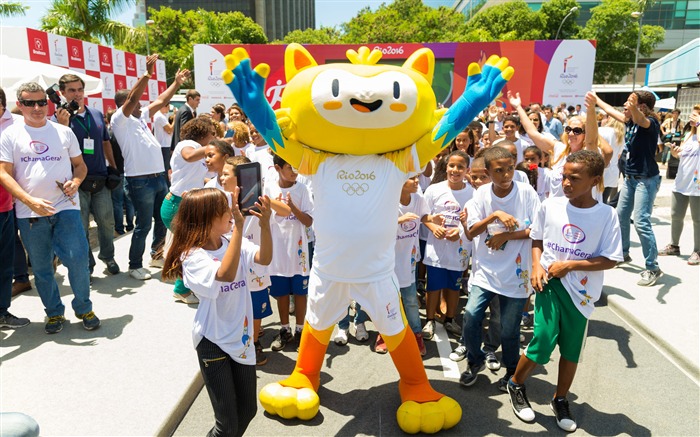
[1,51,698,436]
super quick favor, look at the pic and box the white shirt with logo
[183,237,257,365]
[111,106,165,177]
[298,145,420,283]
[423,181,474,272]
[467,181,540,298]
[0,120,82,218]
[263,181,313,277]
[152,110,172,148]
[244,143,276,186]
[530,196,623,318]
[395,192,429,288]
[242,216,271,292]
[674,135,700,196]
[169,139,208,196]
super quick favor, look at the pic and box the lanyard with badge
[73,112,95,155]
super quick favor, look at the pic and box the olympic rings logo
[342,183,369,196]
[561,79,575,85]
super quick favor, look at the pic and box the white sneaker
[449,345,467,362]
[334,328,349,345]
[174,293,199,304]
[422,320,436,340]
[485,351,501,371]
[149,257,164,268]
[354,322,369,342]
[129,268,152,280]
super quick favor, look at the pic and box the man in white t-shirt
[152,105,174,174]
[111,53,190,280]
[0,82,99,334]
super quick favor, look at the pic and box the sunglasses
[565,126,585,136]
[19,99,48,107]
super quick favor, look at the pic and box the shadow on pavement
[588,319,636,368]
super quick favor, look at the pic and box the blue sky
[1,1,397,31]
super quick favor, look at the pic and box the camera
[46,84,79,116]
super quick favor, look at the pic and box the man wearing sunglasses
[596,91,663,286]
[0,82,100,334]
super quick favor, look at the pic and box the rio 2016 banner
[1,27,167,116]
[194,40,596,113]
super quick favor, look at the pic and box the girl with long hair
[163,187,271,436]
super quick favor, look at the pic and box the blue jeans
[111,176,134,233]
[79,185,115,271]
[338,302,369,330]
[463,284,526,372]
[0,210,15,315]
[124,174,167,269]
[617,175,661,270]
[13,211,29,283]
[17,210,92,317]
[400,283,421,334]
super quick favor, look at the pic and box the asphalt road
[173,296,700,436]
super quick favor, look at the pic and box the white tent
[0,54,102,104]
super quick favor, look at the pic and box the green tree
[277,27,343,45]
[464,0,546,41]
[340,0,465,43]
[40,0,139,46]
[119,7,267,84]
[538,0,582,40]
[578,0,664,83]
[0,1,27,17]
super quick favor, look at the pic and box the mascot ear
[402,48,435,86]
[285,43,319,82]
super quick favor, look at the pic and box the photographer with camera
[53,74,120,278]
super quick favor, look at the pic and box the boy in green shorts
[506,150,623,432]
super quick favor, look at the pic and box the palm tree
[40,0,139,46]
[0,1,27,17]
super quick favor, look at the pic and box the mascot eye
[393,81,400,99]
[332,79,340,98]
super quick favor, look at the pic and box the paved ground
[1,175,698,436]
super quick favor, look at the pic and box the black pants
[196,337,257,437]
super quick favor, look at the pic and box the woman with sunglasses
[508,91,612,199]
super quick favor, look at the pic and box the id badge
[83,138,95,155]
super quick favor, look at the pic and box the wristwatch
[143,72,152,78]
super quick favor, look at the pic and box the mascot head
[281,44,438,155]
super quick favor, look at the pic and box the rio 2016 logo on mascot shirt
[222,43,513,434]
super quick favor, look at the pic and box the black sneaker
[616,254,632,267]
[507,379,535,422]
[45,315,66,334]
[270,327,293,351]
[497,371,515,393]
[105,259,120,275]
[459,361,485,387]
[550,396,577,432]
[255,341,268,366]
[0,312,30,329]
[294,330,302,352]
[76,311,101,330]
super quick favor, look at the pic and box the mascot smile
[222,43,513,434]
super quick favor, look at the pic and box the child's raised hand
[488,105,499,121]
[251,195,272,223]
[231,187,245,227]
[459,208,468,224]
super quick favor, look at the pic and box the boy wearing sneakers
[265,154,314,352]
[460,146,540,388]
[506,150,622,432]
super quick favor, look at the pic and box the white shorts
[306,271,406,336]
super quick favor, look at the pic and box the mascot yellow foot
[387,326,462,434]
[259,322,331,421]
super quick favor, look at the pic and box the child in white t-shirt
[264,154,314,352]
[203,140,236,190]
[507,150,622,432]
[460,146,540,390]
[521,146,551,201]
[376,176,429,355]
[421,150,474,341]
[162,187,272,437]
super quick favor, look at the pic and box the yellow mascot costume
[221,44,513,434]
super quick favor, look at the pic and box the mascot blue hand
[221,48,284,151]
[433,55,514,145]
